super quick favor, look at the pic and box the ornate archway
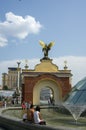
[22,58,72,104]
[33,79,62,105]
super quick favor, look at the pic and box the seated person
[34,105,46,125]
[22,111,27,122]
[27,104,35,123]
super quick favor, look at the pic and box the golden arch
[33,78,62,105]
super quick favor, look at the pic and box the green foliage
[3,85,9,90]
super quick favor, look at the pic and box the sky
[0,0,86,86]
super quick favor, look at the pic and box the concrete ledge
[0,115,61,130]
[0,107,63,130]
[0,107,76,130]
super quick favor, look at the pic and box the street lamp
[17,61,21,95]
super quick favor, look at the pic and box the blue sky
[0,0,86,86]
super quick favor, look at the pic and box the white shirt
[23,113,27,120]
[34,111,41,123]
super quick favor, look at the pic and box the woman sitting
[34,105,46,125]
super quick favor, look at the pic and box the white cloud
[0,56,86,87]
[0,12,42,47]
[53,56,86,85]
[0,36,8,47]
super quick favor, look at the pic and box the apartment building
[2,67,21,90]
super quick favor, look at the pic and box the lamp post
[17,61,21,95]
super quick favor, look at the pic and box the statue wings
[39,40,45,48]
[48,42,55,48]
[39,40,55,49]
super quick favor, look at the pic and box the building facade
[2,67,21,90]
[2,73,8,89]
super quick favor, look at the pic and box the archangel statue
[39,40,55,59]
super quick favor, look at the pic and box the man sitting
[27,104,35,123]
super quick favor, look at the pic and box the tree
[3,85,9,90]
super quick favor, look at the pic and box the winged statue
[39,40,55,59]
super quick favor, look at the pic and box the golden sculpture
[39,40,55,59]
